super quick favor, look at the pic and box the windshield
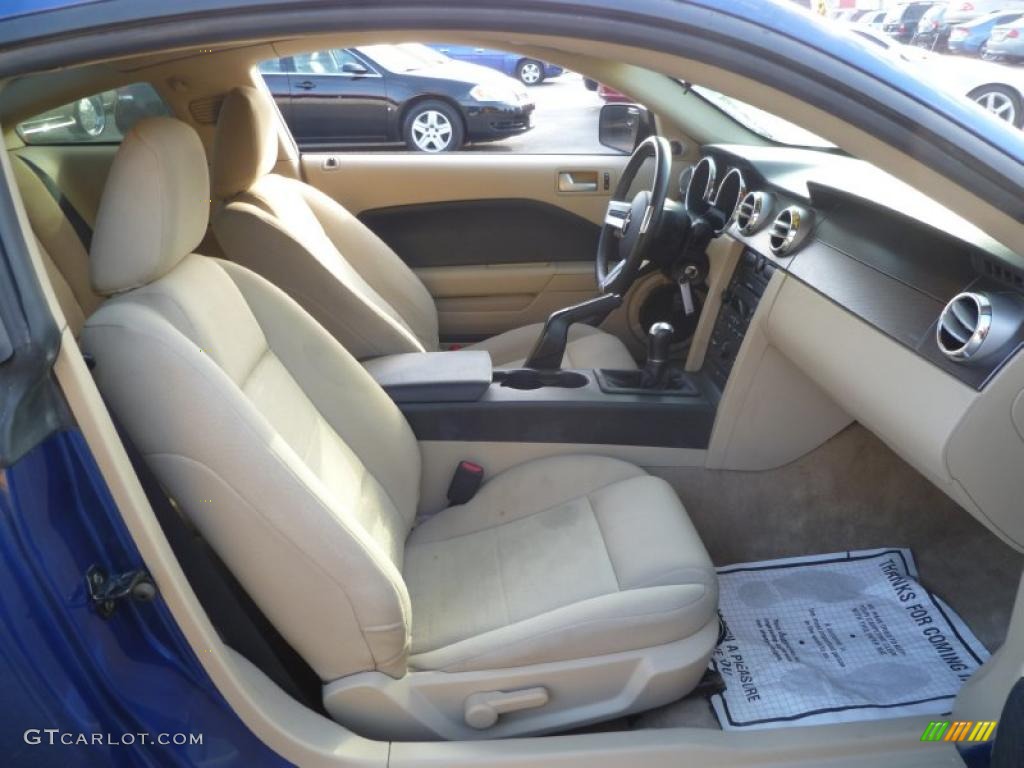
[356,45,427,73]
[690,85,837,149]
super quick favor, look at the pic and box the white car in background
[852,26,1024,127]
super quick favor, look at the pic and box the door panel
[357,198,600,268]
[302,151,631,337]
[417,262,599,339]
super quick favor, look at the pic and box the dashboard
[683,145,1024,393]
[679,144,1024,553]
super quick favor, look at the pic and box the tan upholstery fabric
[405,455,718,673]
[90,118,209,295]
[211,85,279,199]
[210,86,635,368]
[466,322,638,369]
[11,158,102,334]
[214,173,438,359]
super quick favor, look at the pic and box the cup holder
[496,369,589,391]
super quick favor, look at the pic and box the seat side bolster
[298,181,441,352]
[409,584,714,673]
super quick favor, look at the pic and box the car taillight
[959,2,974,10]
[1010,29,1021,38]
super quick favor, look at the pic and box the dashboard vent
[937,293,992,362]
[768,206,811,256]
[736,191,773,235]
[979,256,1024,291]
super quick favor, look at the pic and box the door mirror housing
[342,61,370,75]
[598,103,654,154]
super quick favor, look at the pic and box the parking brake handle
[523,293,623,370]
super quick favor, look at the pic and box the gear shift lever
[642,322,674,388]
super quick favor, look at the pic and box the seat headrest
[90,117,209,295]
[212,86,279,199]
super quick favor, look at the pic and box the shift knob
[643,322,674,388]
[647,322,674,364]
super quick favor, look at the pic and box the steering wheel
[596,135,673,295]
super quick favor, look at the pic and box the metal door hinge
[86,565,157,618]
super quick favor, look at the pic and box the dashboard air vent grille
[768,206,811,256]
[736,191,772,235]
[980,257,1024,291]
[937,293,991,362]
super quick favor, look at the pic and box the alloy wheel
[410,109,453,152]
[974,90,1018,124]
[519,61,542,84]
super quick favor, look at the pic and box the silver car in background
[986,17,1024,61]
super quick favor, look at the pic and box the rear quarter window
[15,83,171,145]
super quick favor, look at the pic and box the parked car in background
[944,0,1024,25]
[853,9,889,29]
[986,17,1024,60]
[911,2,952,50]
[883,2,937,42]
[597,83,633,103]
[428,44,563,85]
[947,10,1024,56]
[852,26,1024,126]
[259,45,533,152]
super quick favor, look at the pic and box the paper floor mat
[710,548,989,730]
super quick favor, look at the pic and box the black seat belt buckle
[447,461,484,506]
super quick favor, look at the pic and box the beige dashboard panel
[766,278,981,515]
[947,350,1024,551]
[300,152,629,224]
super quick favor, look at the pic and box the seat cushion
[403,455,717,673]
[465,323,637,370]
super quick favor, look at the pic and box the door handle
[558,171,599,193]
[295,80,316,90]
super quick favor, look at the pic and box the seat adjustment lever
[464,687,549,729]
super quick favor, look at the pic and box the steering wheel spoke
[604,200,631,233]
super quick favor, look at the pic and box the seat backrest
[81,117,422,681]
[210,86,440,360]
[11,155,103,335]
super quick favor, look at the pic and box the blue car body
[428,44,564,81]
[947,11,1024,55]
[1,2,1023,767]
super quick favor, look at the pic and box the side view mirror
[342,61,370,75]
[598,103,654,154]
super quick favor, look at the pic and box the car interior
[3,22,1024,768]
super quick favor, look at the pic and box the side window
[15,83,171,146]
[258,58,287,75]
[258,43,637,155]
[292,50,341,75]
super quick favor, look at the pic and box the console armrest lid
[364,351,493,403]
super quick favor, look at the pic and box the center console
[703,248,776,391]
[365,349,719,449]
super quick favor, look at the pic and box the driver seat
[211,86,637,369]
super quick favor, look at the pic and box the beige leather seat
[82,118,718,741]
[211,86,637,369]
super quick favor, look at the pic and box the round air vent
[736,191,774,235]
[768,206,812,256]
[937,293,992,361]
[937,291,1023,363]
[712,168,746,233]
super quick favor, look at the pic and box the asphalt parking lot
[466,72,612,154]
